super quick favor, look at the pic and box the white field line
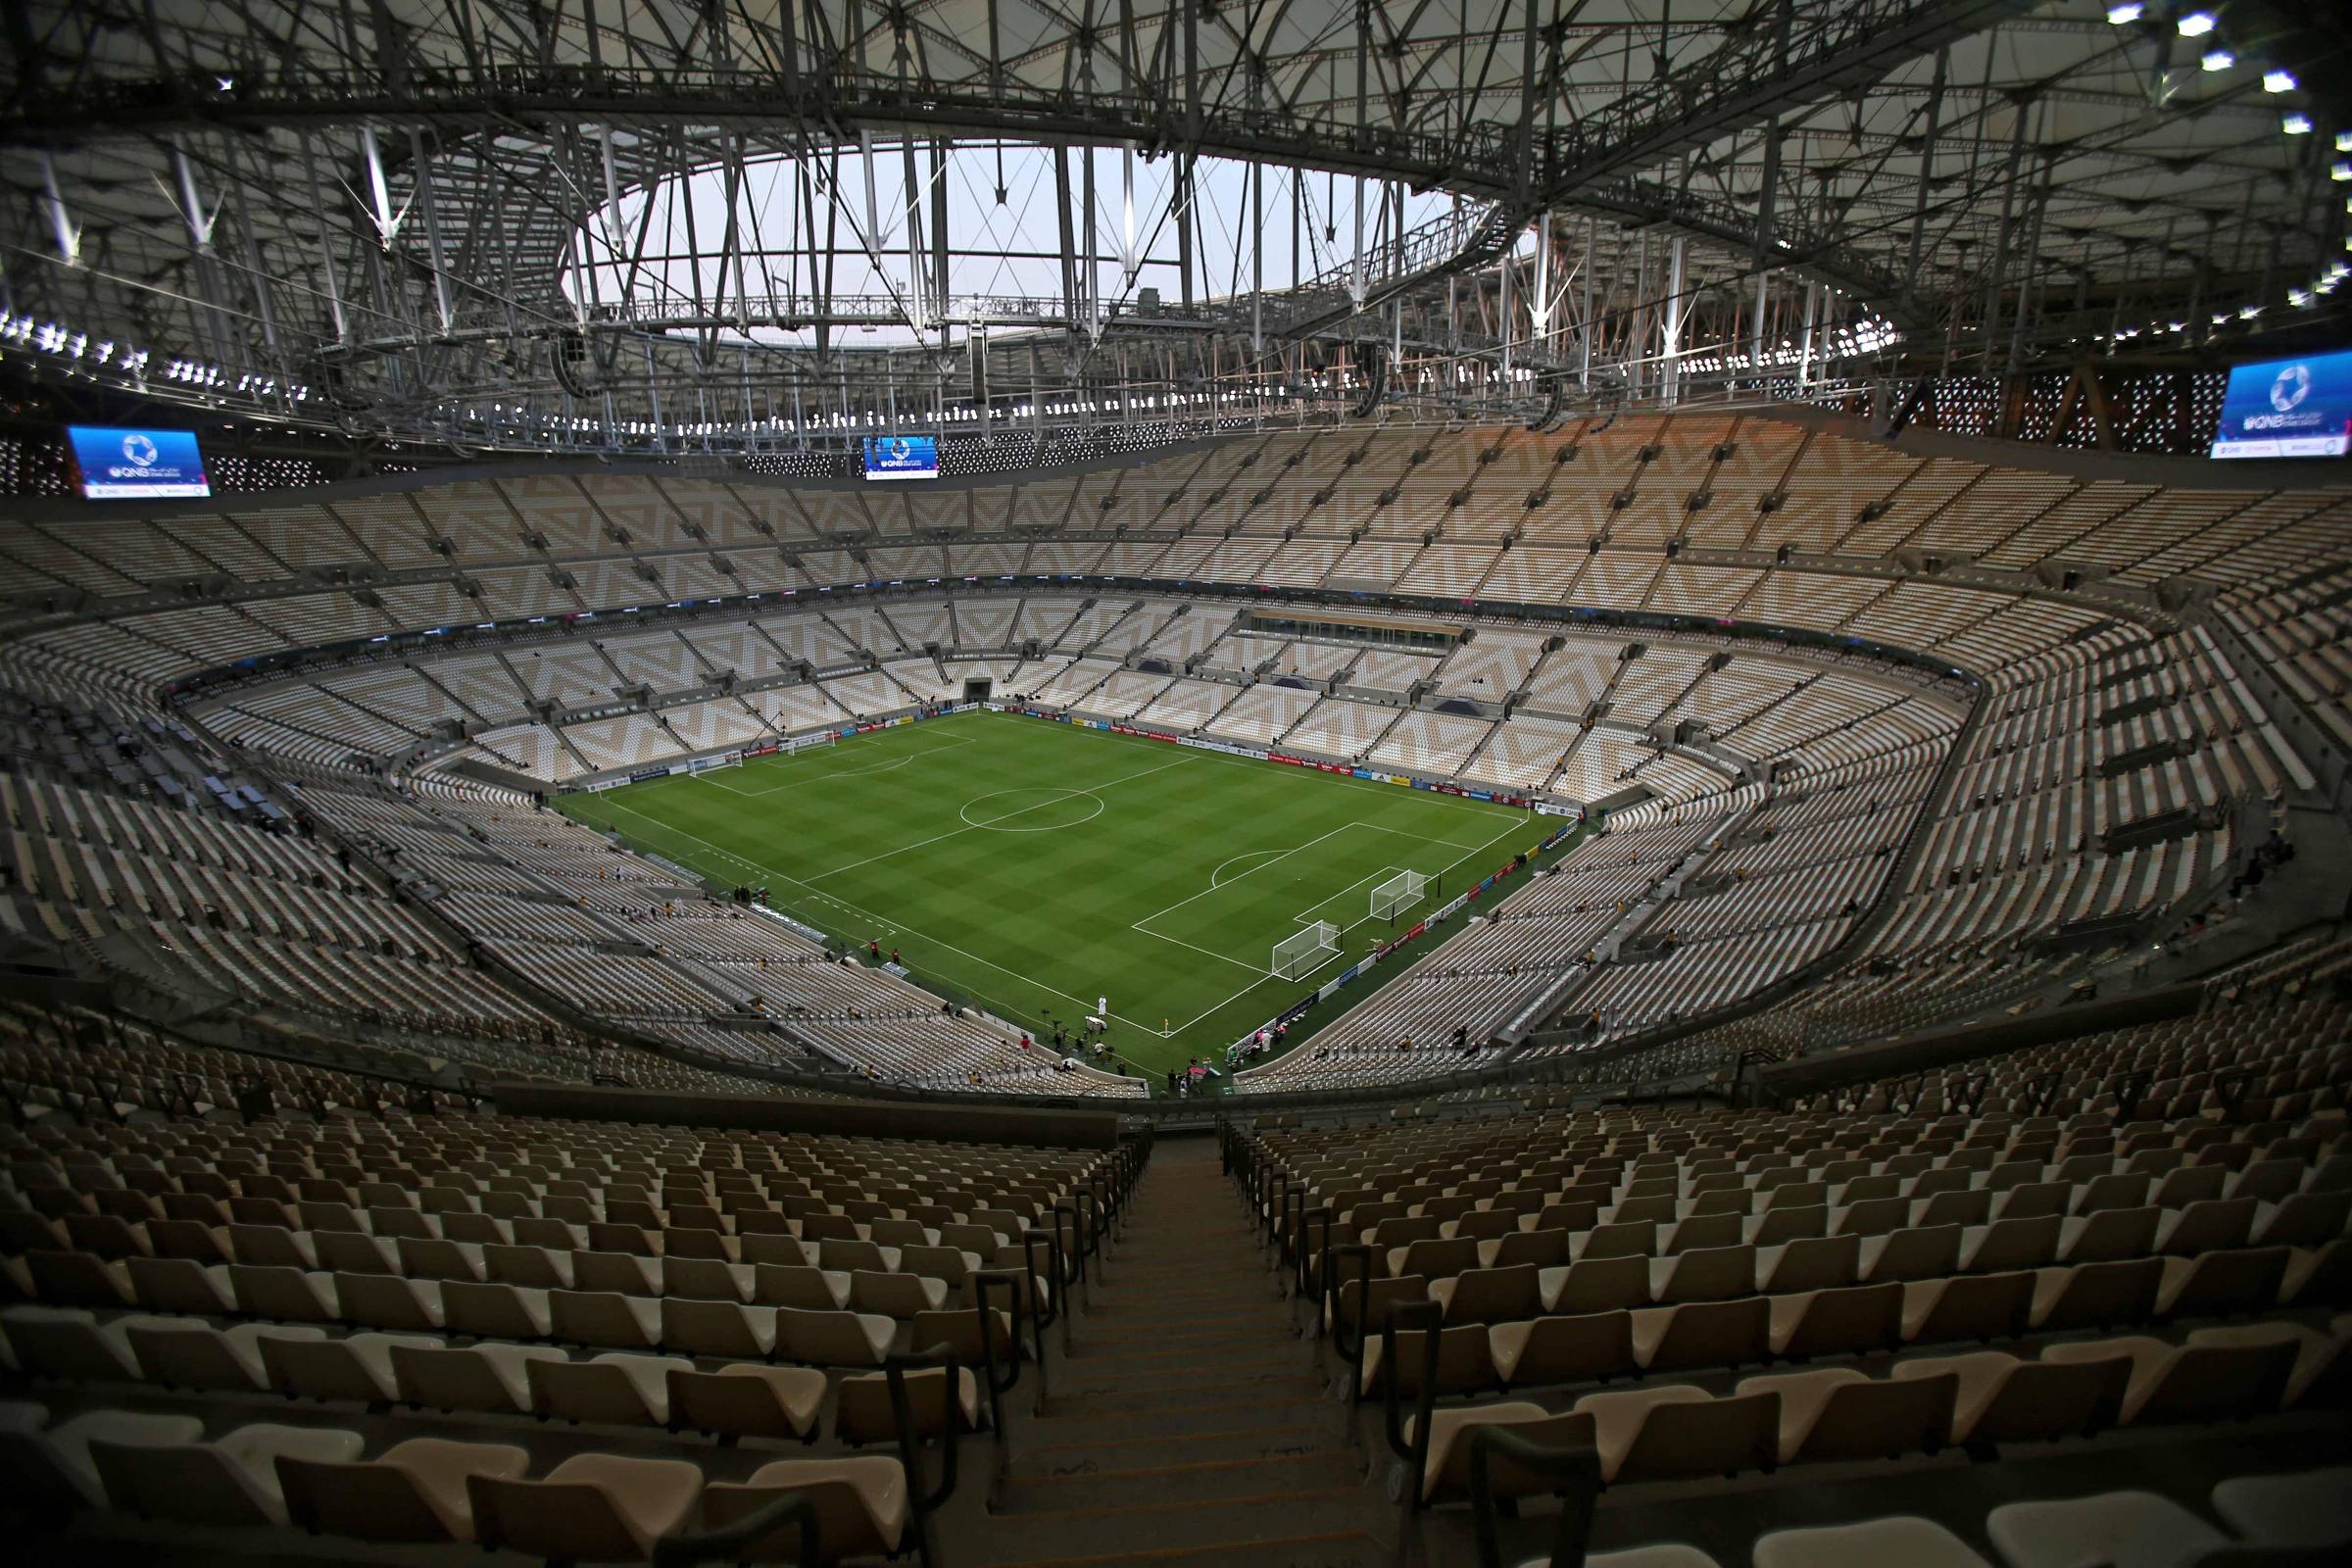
[696,734,977,797]
[805,753,1192,882]
[589,708,1540,1043]
[1165,805,1531,1033]
[590,798,1170,1037]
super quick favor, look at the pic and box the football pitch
[556,709,1557,1077]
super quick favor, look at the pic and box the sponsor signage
[68,424,212,499]
[2211,350,2352,460]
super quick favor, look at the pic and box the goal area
[689,752,744,775]
[1271,920,1342,980]
[1371,869,1429,921]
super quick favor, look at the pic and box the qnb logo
[890,437,913,462]
[2271,364,2312,415]
[121,432,160,467]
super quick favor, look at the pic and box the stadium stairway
[959,1136,1384,1568]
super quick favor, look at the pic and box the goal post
[1371,869,1429,921]
[1271,920,1342,981]
[688,752,744,775]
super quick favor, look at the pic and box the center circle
[959,787,1106,832]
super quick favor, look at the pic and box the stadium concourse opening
[559,708,1579,1084]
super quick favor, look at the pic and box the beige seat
[529,1351,695,1426]
[125,1317,324,1393]
[278,1436,528,1544]
[226,1263,340,1322]
[1630,1297,1770,1371]
[659,1297,776,1357]
[392,1342,569,1415]
[1859,1224,1963,1284]
[440,1280,553,1339]
[553,1288,664,1348]
[2028,1258,2162,1332]
[1490,1311,1638,1388]
[1755,1234,1860,1295]
[838,1364,981,1444]
[2038,1334,2295,1425]
[1738,1367,1953,1463]
[1755,1516,1993,1567]
[470,1451,704,1560]
[2155,1246,2291,1317]
[776,1305,897,1366]
[2186,1318,2351,1408]
[851,1269,949,1320]
[2210,1466,2352,1550]
[1430,1263,1544,1325]
[668,1364,828,1441]
[1889,1349,2127,1444]
[1984,1490,2227,1568]
[263,1331,441,1403]
[334,1272,446,1332]
[1900,1271,2032,1344]
[662,1255,755,1303]
[1399,1400,1593,1502]
[1647,1245,1756,1304]
[124,1254,236,1314]
[0,1407,203,1512]
[0,1304,140,1380]
[91,1421,365,1526]
[1572,1384,1778,1484]
[699,1455,909,1560]
[1542,1255,1651,1314]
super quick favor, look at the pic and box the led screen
[68,424,212,499]
[861,434,939,481]
[2210,350,2352,460]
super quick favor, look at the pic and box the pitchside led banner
[68,424,213,499]
[2210,350,2352,461]
[861,434,939,481]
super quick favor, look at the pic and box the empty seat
[1984,1490,2228,1568]
[1573,1385,1779,1484]
[1890,1349,2128,1445]
[529,1351,694,1426]
[1739,1366,1953,1463]
[1756,1516,1994,1567]
[469,1451,703,1561]
[2209,1467,2352,1551]
[91,1421,366,1527]
[667,1364,828,1441]
[0,1406,203,1513]
[699,1455,909,1561]
[279,1437,528,1544]
[2038,1335,2297,1425]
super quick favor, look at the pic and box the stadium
[0,0,2349,1562]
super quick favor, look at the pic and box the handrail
[1298,1204,1334,1321]
[649,1491,819,1566]
[1467,1426,1604,1568]
[888,1343,961,1568]
[1327,1243,1375,1393]
[1020,1226,1068,1368]
[1378,1298,1445,1510]
[1050,1200,1088,1312]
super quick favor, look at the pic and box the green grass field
[556,709,1555,1077]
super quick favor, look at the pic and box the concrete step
[998,1447,1363,1510]
[968,1485,1379,1565]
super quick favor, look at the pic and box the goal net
[688,752,744,775]
[1271,921,1342,980]
[1371,869,1429,921]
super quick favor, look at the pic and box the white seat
[91,1421,367,1526]
[1756,1515,1993,1568]
[2210,1466,2352,1549]
[1984,1491,2229,1568]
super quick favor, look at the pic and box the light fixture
[2333,161,2352,182]
[2177,11,2216,36]
[2105,1,2144,20]
[2264,69,2297,93]
[2339,130,2352,151]
[2284,113,2314,134]
[2201,48,2234,72]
